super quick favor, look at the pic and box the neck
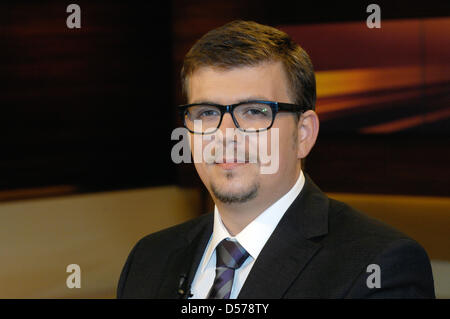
[215,200,267,236]
[214,167,301,236]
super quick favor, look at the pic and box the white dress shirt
[190,170,306,299]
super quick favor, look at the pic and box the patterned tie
[207,238,250,299]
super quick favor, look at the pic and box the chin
[210,179,260,204]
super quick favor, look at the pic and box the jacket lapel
[156,215,213,298]
[238,173,329,298]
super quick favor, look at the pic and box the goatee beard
[210,181,259,204]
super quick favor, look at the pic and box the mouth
[214,158,249,170]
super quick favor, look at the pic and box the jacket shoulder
[297,197,434,298]
[327,197,412,246]
[117,213,212,298]
[136,212,213,250]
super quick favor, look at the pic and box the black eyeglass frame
[178,100,311,134]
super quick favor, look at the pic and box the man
[117,20,435,298]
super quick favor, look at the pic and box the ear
[296,110,320,159]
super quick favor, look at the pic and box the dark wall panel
[1,1,175,195]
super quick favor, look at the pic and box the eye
[186,106,220,119]
[200,109,220,117]
[247,107,268,115]
[240,104,270,117]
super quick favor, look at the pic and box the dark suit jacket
[117,173,435,298]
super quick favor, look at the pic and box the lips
[215,162,247,170]
[214,158,249,170]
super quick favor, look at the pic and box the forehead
[187,61,292,105]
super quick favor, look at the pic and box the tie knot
[216,239,249,270]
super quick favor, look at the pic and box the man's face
[187,61,301,206]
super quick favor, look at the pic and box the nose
[218,112,237,132]
[215,111,239,150]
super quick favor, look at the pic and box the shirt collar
[200,170,305,272]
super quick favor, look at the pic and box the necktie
[207,238,250,299]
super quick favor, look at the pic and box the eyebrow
[190,96,271,105]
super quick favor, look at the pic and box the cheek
[269,121,298,163]
[189,134,213,163]
[193,161,210,186]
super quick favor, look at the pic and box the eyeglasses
[178,100,310,134]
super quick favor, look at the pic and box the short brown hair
[181,20,316,110]
[181,20,316,169]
